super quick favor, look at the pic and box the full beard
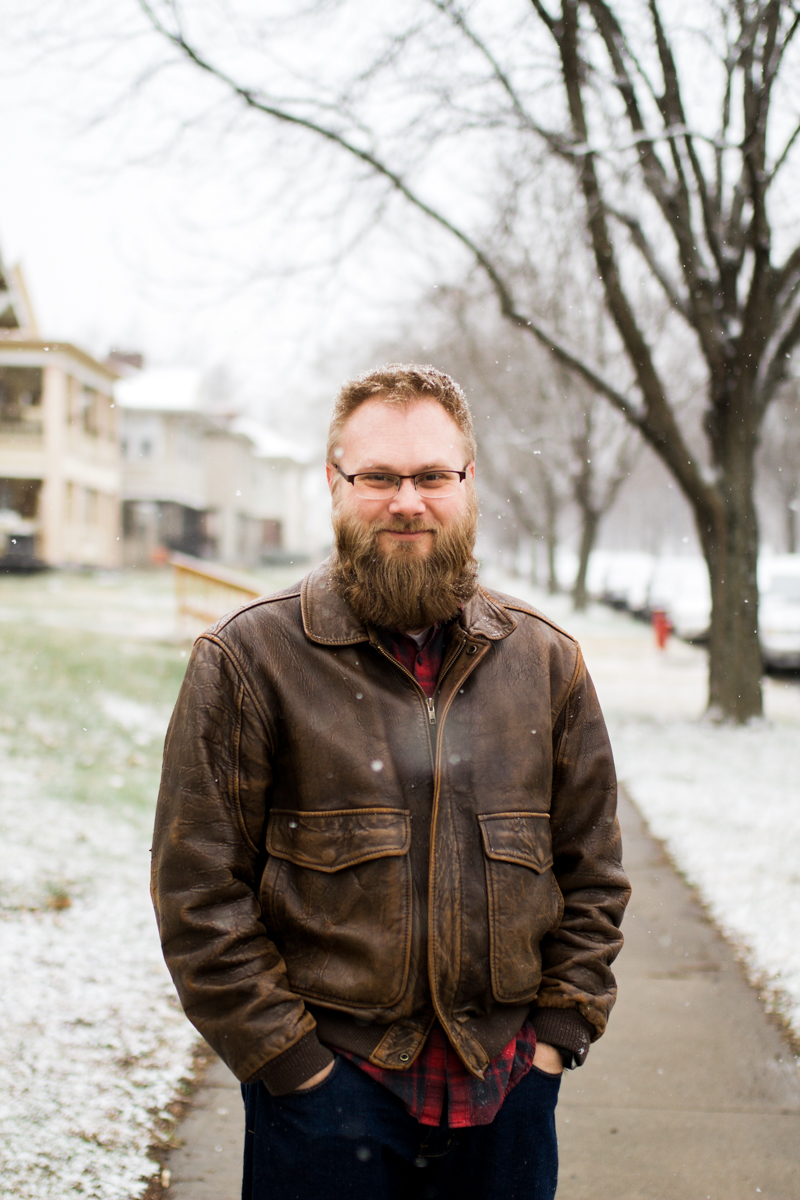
[330,492,480,630]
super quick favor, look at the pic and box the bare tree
[433,288,638,608]
[44,0,800,719]
[369,277,638,604]
[568,397,637,610]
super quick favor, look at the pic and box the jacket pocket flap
[266,808,411,872]
[478,812,553,872]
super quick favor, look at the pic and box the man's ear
[466,462,476,481]
[325,462,336,493]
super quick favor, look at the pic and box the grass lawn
[0,607,185,819]
[0,566,292,1199]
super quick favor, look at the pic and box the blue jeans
[241,1054,560,1200]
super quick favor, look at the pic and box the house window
[86,489,98,525]
[0,478,41,518]
[0,367,43,428]
[82,388,99,436]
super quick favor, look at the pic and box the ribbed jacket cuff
[246,1032,335,1096]
[530,1008,594,1065]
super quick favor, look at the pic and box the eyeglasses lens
[352,472,460,499]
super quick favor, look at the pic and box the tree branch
[136,0,655,448]
[757,300,800,409]
[583,0,725,373]
[528,0,558,34]
[768,115,800,186]
[605,205,689,316]
[428,0,574,160]
[541,0,712,509]
[647,0,724,271]
[736,0,783,370]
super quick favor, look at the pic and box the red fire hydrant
[652,608,673,651]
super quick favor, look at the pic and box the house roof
[114,367,206,412]
[0,255,38,334]
[115,367,316,463]
[230,416,314,463]
[0,338,118,380]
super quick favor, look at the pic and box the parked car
[759,557,800,670]
[648,556,711,643]
[599,553,654,616]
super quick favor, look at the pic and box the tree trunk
[541,476,559,593]
[572,506,600,611]
[525,534,540,587]
[546,534,558,594]
[697,395,763,722]
[787,501,798,555]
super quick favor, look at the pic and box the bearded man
[152,364,630,1200]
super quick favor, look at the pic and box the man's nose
[388,478,426,516]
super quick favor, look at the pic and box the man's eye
[417,472,450,484]
[359,473,396,484]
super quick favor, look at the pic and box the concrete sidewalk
[164,789,800,1199]
[558,788,800,1200]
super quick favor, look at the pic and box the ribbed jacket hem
[246,1031,335,1095]
[309,1003,532,1069]
[530,1007,593,1064]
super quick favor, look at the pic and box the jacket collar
[300,557,517,646]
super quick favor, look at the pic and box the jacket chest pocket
[478,812,563,1004]
[262,807,413,1009]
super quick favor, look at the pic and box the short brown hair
[327,363,477,464]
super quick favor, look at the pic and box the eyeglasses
[333,463,468,499]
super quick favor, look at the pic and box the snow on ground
[0,573,202,1199]
[487,570,800,1042]
[0,566,306,1199]
[0,745,197,1199]
[2,563,799,1196]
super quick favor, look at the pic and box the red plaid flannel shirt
[338,622,538,1128]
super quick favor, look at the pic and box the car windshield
[765,575,800,603]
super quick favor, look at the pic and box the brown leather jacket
[152,562,630,1095]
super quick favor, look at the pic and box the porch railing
[169,552,263,636]
[0,416,43,439]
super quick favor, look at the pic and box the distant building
[1,246,323,573]
[226,418,319,561]
[115,367,212,564]
[0,257,121,569]
[115,365,320,568]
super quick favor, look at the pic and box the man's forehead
[336,396,466,457]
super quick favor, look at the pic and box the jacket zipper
[372,642,437,767]
[372,633,489,1058]
[424,639,488,1060]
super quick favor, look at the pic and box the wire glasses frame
[333,463,468,499]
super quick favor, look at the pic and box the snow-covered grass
[0,564,309,1197]
[0,571,198,1198]
[3,562,798,1194]
[487,570,800,1045]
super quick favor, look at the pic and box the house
[114,364,321,568]
[114,365,213,564]
[0,256,122,569]
[227,418,319,562]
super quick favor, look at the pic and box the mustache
[376,520,436,534]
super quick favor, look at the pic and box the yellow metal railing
[169,552,263,637]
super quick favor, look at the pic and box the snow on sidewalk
[488,571,800,1043]
[0,743,196,1199]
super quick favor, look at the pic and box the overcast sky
[0,0,467,443]
[5,0,798,454]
